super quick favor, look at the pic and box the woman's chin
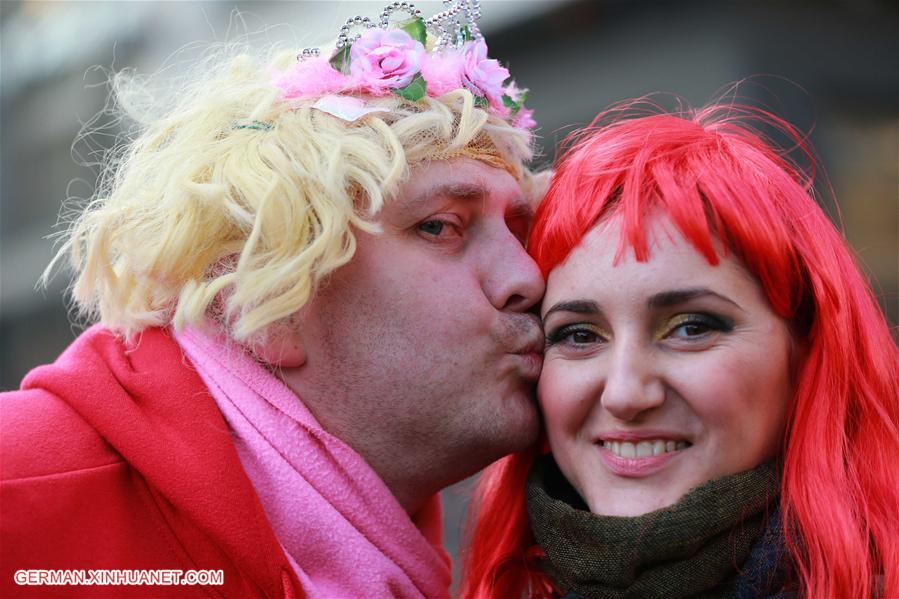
[586,493,681,517]
[580,471,701,517]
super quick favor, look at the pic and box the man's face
[284,158,545,483]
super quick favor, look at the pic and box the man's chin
[489,392,541,455]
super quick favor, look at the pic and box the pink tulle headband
[271,1,535,129]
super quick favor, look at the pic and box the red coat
[0,326,304,598]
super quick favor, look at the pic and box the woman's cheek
[538,358,598,435]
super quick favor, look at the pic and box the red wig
[460,100,899,599]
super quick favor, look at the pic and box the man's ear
[249,318,306,368]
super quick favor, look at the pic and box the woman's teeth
[604,439,688,458]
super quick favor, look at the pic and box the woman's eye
[669,322,712,338]
[664,314,733,340]
[545,325,605,349]
[569,330,600,343]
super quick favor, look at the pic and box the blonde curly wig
[49,47,540,344]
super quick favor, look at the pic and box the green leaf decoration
[474,95,489,108]
[394,73,427,102]
[460,25,475,42]
[329,45,352,75]
[501,87,529,116]
[399,16,428,45]
[232,120,274,131]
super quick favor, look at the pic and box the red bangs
[528,105,813,319]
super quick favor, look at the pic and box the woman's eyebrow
[543,299,600,320]
[647,288,744,311]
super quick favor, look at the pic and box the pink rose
[461,40,510,111]
[349,28,426,94]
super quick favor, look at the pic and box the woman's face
[539,215,793,516]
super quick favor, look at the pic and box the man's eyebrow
[543,299,600,320]
[401,182,531,216]
[647,288,744,311]
[403,183,488,210]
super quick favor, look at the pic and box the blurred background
[1,0,897,586]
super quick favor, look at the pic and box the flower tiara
[272,0,534,129]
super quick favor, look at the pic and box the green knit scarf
[526,456,780,599]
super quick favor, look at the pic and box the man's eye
[418,220,446,236]
[417,217,462,239]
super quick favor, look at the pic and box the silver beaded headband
[273,0,534,128]
[325,0,482,55]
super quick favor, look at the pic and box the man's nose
[600,344,666,421]
[483,230,545,313]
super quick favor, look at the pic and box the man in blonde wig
[0,3,545,598]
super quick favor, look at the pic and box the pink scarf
[175,326,451,599]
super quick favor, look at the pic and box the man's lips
[511,322,545,356]
[510,331,544,381]
[512,351,543,381]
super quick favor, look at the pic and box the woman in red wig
[460,101,898,599]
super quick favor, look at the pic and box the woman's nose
[599,345,666,421]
